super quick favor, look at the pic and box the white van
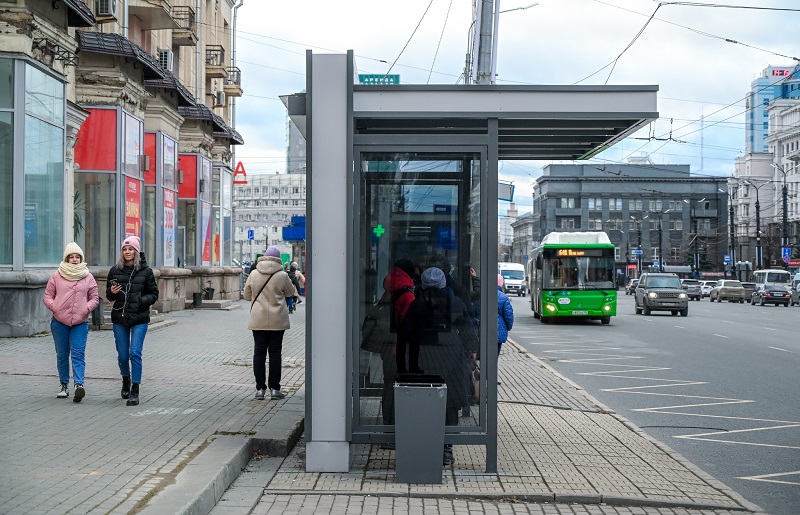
[498,262,527,297]
[752,269,792,290]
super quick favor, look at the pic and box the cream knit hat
[63,242,85,263]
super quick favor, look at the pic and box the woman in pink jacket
[43,242,100,402]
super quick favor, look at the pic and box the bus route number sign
[557,249,586,257]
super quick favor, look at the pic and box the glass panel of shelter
[356,151,485,435]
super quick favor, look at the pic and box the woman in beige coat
[243,246,295,400]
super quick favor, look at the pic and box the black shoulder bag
[250,271,278,311]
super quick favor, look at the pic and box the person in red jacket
[379,258,417,425]
[43,242,100,402]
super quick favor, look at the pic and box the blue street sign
[632,249,643,255]
[783,247,791,263]
[723,254,730,265]
[247,229,254,240]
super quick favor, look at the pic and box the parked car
[700,281,717,297]
[634,273,689,316]
[709,280,746,303]
[626,279,639,295]
[741,282,757,299]
[750,283,791,306]
[681,279,702,301]
[790,284,800,306]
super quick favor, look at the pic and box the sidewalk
[0,302,764,515]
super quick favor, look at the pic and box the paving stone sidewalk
[0,301,765,515]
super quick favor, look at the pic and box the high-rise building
[746,65,800,153]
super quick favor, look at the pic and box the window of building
[559,198,576,208]
[24,63,65,265]
[283,200,289,206]
[587,198,602,210]
[669,200,683,211]
[559,218,576,229]
[588,218,602,231]
[629,199,642,211]
[293,200,299,206]
[610,198,622,210]
[670,220,682,231]
[648,200,662,211]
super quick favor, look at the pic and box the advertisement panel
[164,189,176,267]
[201,202,211,266]
[124,113,142,177]
[125,176,141,237]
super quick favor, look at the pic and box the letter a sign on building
[233,161,247,185]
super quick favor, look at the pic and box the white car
[700,281,717,298]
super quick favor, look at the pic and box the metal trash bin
[192,292,203,307]
[394,374,447,484]
[90,302,105,330]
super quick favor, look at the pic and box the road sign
[653,260,659,269]
[358,74,399,85]
[631,249,643,255]
[723,254,730,265]
[247,229,254,240]
[782,247,791,263]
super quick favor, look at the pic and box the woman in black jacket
[106,236,159,406]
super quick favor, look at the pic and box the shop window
[0,111,13,265]
[143,186,157,262]
[179,200,197,265]
[74,173,116,266]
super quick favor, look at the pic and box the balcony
[787,147,800,162]
[223,67,243,97]
[128,0,179,30]
[172,6,197,47]
[205,45,227,78]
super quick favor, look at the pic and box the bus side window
[536,254,543,270]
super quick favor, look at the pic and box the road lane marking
[713,334,729,338]
[738,471,800,486]
[768,346,792,353]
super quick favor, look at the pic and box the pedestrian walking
[243,246,295,400]
[496,274,514,385]
[107,236,159,406]
[43,242,100,402]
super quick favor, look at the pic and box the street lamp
[683,198,705,275]
[744,180,768,269]
[488,2,539,84]
[771,163,789,262]
[719,187,738,279]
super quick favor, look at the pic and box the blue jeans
[51,319,88,384]
[286,297,295,313]
[112,323,148,383]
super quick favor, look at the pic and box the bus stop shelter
[283,50,658,474]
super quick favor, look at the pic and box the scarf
[58,262,89,281]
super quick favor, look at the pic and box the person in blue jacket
[497,274,514,370]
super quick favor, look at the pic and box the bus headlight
[545,304,557,313]
[603,305,611,311]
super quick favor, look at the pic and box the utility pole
[729,196,737,279]
[771,163,789,269]
[693,215,699,276]
[475,0,495,84]
[745,180,764,269]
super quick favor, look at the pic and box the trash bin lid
[395,373,446,386]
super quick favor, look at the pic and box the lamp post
[744,180,767,269]
[719,187,738,279]
[478,1,538,84]
[630,214,642,275]
[771,163,789,268]
[683,198,705,276]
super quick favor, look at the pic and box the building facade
[746,65,800,154]
[511,164,730,281]
[233,173,307,264]
[0,0,244,336]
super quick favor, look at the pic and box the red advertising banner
[74,109,118,171]
[164,189,176,266]
[125,177,141,237]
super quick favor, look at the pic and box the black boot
[121,376,131,399]
[127,383,139,406]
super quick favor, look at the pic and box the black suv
[635,273,689,316]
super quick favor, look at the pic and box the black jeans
[252,330,285,391]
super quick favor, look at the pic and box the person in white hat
[43,242,100,402]
[106,236,159,406]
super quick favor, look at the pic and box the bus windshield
[766,271,790,284]
[543,255,614,289]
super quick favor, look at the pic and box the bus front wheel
[601,317,611,325]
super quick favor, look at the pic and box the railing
[224,66,241,87]
[205,45,225,66]
[173,5,196,31]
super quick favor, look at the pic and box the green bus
[526,231,617,324]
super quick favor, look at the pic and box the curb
[139,387,306,515]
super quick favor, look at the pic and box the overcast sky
[232,0,798,214]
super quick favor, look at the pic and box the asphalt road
[507,292,800,515]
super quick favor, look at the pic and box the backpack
[288,269,301,292]
[360,287,414,354]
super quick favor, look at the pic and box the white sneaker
[57,383,69,398]
[254,389,266,400]
[270,389,286,400]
